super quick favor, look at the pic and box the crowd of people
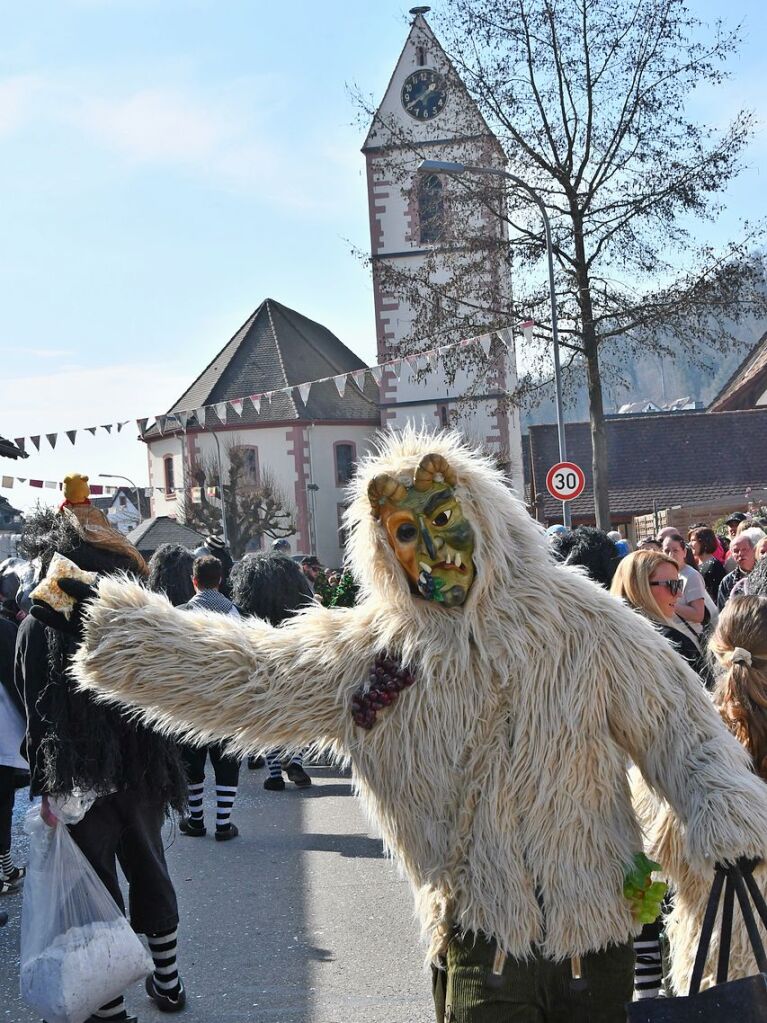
[2,457,767,1022]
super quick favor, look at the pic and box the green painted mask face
[369,453,476,607]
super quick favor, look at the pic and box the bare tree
[180,444,295,559]
[359,1,767,526]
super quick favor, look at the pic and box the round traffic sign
[546,461,585,502]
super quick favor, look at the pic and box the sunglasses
[650,579,684,595]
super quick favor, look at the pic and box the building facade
[362,9,524,491]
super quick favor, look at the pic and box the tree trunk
[571,207,611,528]
[584,342,611,529]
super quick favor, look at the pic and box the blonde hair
[610,549,679,623]
[709,596,767,780]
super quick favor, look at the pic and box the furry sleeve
[603,601,767,874]
[70,575,373,754]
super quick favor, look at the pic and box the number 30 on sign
[546,461,585,502]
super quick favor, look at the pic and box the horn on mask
[368,474,409,519]
[413,453,457,492]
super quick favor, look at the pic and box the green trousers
[432,932,634,1023]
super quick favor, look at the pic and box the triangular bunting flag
[298,382,311,404]
[250,395,261,415]
[1,476,13,488]
[156,416,166,435]
[175,410,189,429]
[17,478,26,484]
[197,407,207,428]
[229,399,243,417]
[500,327,514,349]
[333,375,347,398]
[479,333,492,357]
[215,403,227,422]
[266,391,273,404]
[66,430,77,445]
[46,433,57,450]
[116,421,129,433]
[13,438,25,454]
[370,366,383,385]
[30,436,41,451]
[520,319,535,343]
[351,369,366,390]
[405,355,419,372]
[101,424,112,434]
[137,418,148,435]
[391,361,402,379]
[86,427,97,436]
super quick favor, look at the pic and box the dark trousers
[433,932,634,1023]
[0,766,15,849]
[181,741,240,788]
[68,790,179,935]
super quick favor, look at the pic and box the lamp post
[209,431,230,547]
[417,159,571,528]
[98,474,142,531]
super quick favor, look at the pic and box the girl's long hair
[610,550,679,623]
[709,595,767,780]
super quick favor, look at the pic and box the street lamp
[98,474,142,530]
[417,159,571,528]
[208,431,230,547]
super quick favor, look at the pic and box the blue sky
[1,0,765,509]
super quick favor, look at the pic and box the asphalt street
[0,763,434,1023]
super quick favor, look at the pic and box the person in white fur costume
[45,430,767,1022]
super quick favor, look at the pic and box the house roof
[142,298,379,439]
[0,436,27,460]
[91,486,151,518]
[709,331,767,412]
[527,407,767,523]
[125,516,205,556]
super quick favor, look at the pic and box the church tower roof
[143,298,378,437]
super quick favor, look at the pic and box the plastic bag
[20,804,153,1023]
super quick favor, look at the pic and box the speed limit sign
[546,461,585,502]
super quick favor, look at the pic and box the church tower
[363,6,523,488]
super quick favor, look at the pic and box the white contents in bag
[21,919,152,1023]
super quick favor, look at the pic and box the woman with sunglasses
[610,550,711,686]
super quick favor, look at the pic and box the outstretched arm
[603,598,767,873]
[71,575,374,754]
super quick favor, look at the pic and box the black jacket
[717,568,747,610]
[658,621,713,690]
[700,558,726,603]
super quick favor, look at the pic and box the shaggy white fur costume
[72,430,767,966]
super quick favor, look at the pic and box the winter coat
[70,430,767,966]
[0,616,25,769]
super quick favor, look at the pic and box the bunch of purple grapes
[351,651,415,730]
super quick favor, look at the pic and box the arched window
[163,455,175,495]
[334,442,356,486]
[418,173,445,244]
[242,446,259,485]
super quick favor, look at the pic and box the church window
[242,446,259,485]
[416,46,426,67]
[334,442,356,486]
[418,173,445,244]
[163,456,175,495]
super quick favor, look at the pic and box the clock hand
[406,82,436,110]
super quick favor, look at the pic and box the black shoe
[178,817,206,837]
[146,973,186,1013]
[215,822,239,842]
[0,878,20,895]
[0,865,25,884]
[85,1015,138,1023]
[263,776,285,791]
[247,755,264,769]
[286,763,312,788]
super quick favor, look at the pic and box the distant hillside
[522,318,765,429]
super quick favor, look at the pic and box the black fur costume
[16,509,186,809]
[147,544,196,608]
[230,553,314,626]
[551,526,620,589]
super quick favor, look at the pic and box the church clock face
[401,69,447,121]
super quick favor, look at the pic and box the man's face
[303,563,321,582]
[371,456,476,608]
[731,538,756,573]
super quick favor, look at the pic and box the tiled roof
[709,331,767,411]
[125,516,205,556]
[0,436,27,460]
[143,298,379,439]
[528,408,767,522]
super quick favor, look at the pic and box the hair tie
[731,647,753,668]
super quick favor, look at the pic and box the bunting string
[2,324,521,461]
